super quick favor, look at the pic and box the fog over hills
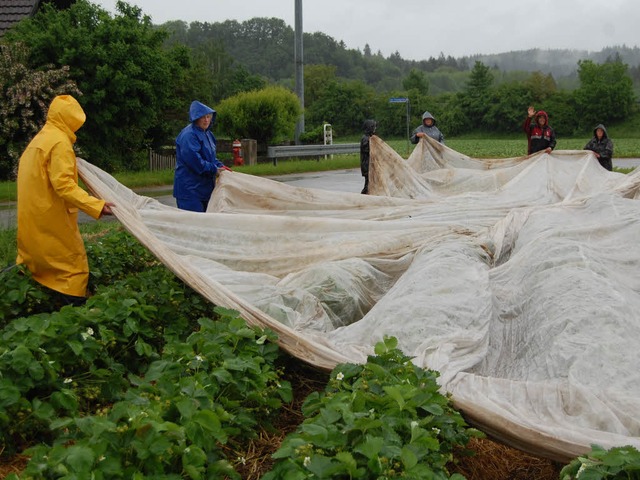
[462,45,640,77]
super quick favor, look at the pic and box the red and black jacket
[523,111,557,154]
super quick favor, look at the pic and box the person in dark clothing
[360,119,377,194]
[523,106,556,155]
[584,124,614,171]
[410,111,444,145]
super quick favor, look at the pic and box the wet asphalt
[0,168,365,229]
[2,159,639,230]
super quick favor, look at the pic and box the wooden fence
[148,150,176,171]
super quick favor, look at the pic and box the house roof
[0,0,75,37]
[0,0,41,36]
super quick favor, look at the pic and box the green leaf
[383,385,406,410]
[10,345,34,374]
[306,455,338,477]
[176,397,198,419]
[319,407,342,425]
[354,435,384,459]
[65,445,95,472]
[184,464,203,479]
[401,446,418,469]
[27,360,45,380]
[125,316,139,334]
[0,380,20,407]
[190,410,226,441]
[214,306,242,320]
[182,445,207,469]
[334,451,358,475]
[51,389,79,412]
[423,402,445,415]
[300,423,329,439]
[365,363,388,380]
[134,338,153,357]
[32,398,55,420]
[66,340,84,356]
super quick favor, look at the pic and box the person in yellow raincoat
[16,95,113,305]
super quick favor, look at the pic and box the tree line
[0,0,637,179]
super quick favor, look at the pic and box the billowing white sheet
[78,136,640,461]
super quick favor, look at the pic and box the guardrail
[267,143,360,165]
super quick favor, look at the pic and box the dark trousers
[598,158,613,171]
[361,176,369,195]
[176,198,209,212]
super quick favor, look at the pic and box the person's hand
[416,132,426,138]
[528,106,536,117]
[544,147,552,154]
[101,202,115,216]
[221,165,232,172]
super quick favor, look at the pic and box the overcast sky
[93,0,638,60]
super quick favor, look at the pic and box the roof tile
[0,0,41,36]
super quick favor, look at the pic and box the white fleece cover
[78,135,640,461]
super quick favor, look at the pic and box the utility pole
[294,0,304,144]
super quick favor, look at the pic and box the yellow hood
[46,94,86,143]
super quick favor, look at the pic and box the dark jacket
[410,111,445,144]
[173,101,225,202]
[523,110,556,154]
[360,119,376,176]
[584,124,614,171]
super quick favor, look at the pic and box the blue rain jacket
[173,101,225,202]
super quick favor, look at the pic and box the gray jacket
[410,111,445,144]
[584,124,613,161]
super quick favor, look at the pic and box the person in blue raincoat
[173,101,231,212]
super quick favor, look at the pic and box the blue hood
[189,101,217,125]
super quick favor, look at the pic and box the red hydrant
[232,139,243,166]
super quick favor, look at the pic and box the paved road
[2,159,640,229]
[0,169,365,229]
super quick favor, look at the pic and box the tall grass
[0,228,16,268]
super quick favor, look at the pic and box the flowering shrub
[0,42,81,180]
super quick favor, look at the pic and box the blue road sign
[389,97,408,103]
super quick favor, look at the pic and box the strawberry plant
[0,265,53,324]
[12,309,292,479]
[560,444,640,479]
[263,336,482,479]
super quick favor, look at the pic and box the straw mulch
[0,360,565,480]
[0,453,29,479]
[226,359,565,480]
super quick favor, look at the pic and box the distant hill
[462,45,640,78]
[163,19,640,93]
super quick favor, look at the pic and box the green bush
[216,86,302,147]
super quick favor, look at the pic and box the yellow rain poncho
[16,95,105,297]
